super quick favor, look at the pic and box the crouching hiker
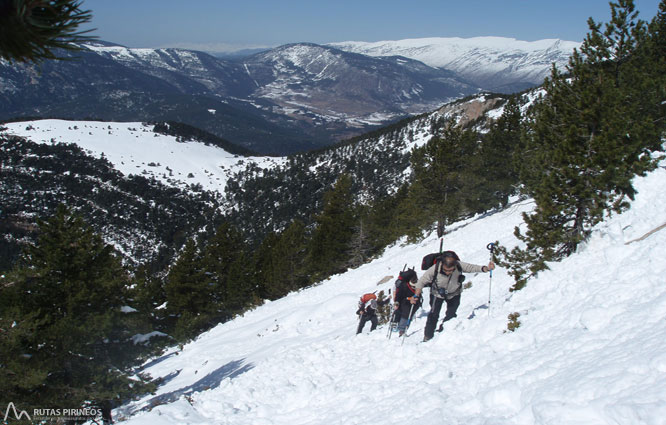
[412,251,495,342]
[357,292,389,334]
[393,271,420,336]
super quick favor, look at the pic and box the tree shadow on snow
[139,351,179,370]
[120,358,254,417]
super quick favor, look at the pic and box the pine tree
[346,215,372,269]
[306,175,356,280]
[479,96,523,207]
[275,219,308,292]
[365,185,408,253]
[201,222,251,315]
[254,231,282,300]
[256,220,308,300]
[503,0,665,288]
[644,0,666,134]
[0,205,153,413]
[164,239,210,337]
[0,0,96,63]
[402,123,478,239]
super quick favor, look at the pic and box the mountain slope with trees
[0,133,225,272]
[0,2,663,421]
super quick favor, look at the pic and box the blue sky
[81,0,663,52]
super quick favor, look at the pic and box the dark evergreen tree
[306,175,356,280]
[256,220,308,300]
[164,239,210,338]
[365,185,408,253]
[643,0,666,135]
[0,205,153,414]
[400,124,479,240]
[478,96,523,207]
[346,214,372,269]
[274,219,308,292]
[254,231,282,300]
[502,0,665,288]
[201,222,252,316]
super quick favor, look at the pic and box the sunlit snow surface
[3,120,284,194]
[113,161,666,424]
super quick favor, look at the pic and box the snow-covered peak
[241,42,479,126]
[330,36,580,91]
[247,43,349,81]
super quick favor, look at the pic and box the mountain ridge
[1,37,574,153]
[329,36,580,92]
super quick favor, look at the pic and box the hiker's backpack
[421,251,464,290]
[397,268,417,284]
[421,250,460,270]
[359,293,377,304]
[358,293,378,313]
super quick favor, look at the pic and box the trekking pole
[386,289,396,340]
[386,304,392,339]
[486,242,495,316]
[400,302,416,346]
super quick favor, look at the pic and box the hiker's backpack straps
[429,260,440,288]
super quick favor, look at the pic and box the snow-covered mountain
[242,43,478,126]
[83,43,255,98]
[330,37,580,93]
[114,156,666,425]
[0,41,481,153]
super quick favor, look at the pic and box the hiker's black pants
[393,299,419,322]
[392,299,420,332]
[357,313,378,334]
[424,294,461,339]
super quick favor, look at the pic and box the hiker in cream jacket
[411,251,494,341]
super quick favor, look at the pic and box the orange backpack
[360,293,377,304]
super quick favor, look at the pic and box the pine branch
[0,0,96,63]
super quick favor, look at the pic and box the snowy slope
[114,161,666,424]
[3,120,284,194]
[330,37,580,91]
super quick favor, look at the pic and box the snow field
[3,120,283,194]
[116,163,666,424]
